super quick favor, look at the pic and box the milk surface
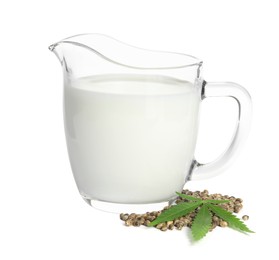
[64,74,200,203]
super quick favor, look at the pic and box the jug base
[82,197,175,214]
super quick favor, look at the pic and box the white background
[1,0,278,259]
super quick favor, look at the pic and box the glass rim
[49,33,203,70]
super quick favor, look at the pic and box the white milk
[64,74,200,203]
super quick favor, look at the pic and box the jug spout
[48,34,126,77]
[48,38,97,76]
[49,33,202,80]
[48,44,56,51]
[48,42,65,65]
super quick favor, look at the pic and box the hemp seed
[220,221,228,227]
[242,215,249,221]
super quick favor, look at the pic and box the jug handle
[190,81,252,180]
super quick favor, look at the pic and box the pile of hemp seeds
[120,189,249,232]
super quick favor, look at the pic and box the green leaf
[204,199,230,204]
[191,204,212,241]
[148,201,202,227]
[207,204,254,233]
[176,192,202,202]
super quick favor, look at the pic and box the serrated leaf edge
[204,199,230,204]
[148,201,202,227]
[191,204,212,241]
[207,204,254,233]
[176,192,202,202]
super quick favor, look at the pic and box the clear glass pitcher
[49,34,252,212]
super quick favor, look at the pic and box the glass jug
[49,34,252,212]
